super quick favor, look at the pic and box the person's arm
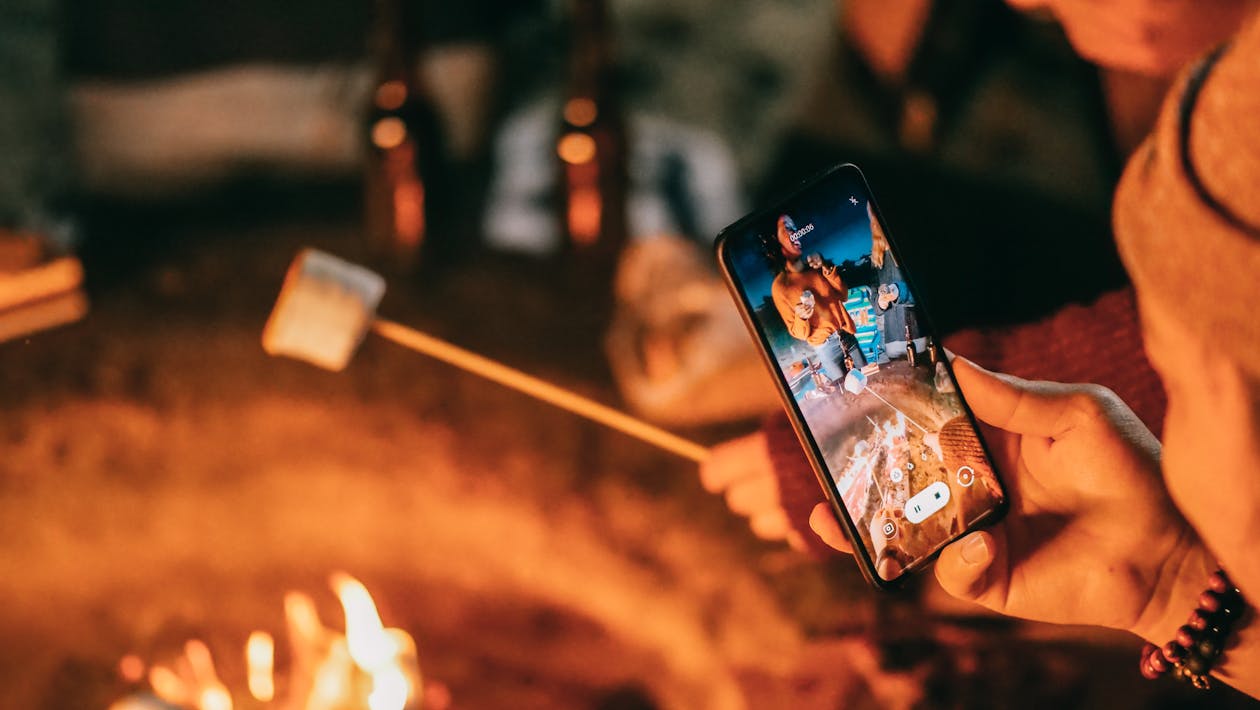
[820,263,846,292]
[837,301,857,335]
[1128,536,1260,697]
[773,281,814,341]
[699,410,840,556]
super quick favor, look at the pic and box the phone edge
[713,162,1009,590]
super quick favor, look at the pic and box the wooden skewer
[370,318,711,463]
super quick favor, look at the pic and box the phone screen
[719,165,1005,584]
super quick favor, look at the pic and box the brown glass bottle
[363,0,447,274]
[905,324,918,367]
[555,0,628,262]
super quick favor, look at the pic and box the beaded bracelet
[1140,569,1247,689]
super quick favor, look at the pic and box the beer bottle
[363,0,448,274]
[556,0,628,260]
[926,336,939,365]
[905,324,918,367]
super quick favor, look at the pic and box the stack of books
[0,234,87,343]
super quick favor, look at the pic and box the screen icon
[956,466,976,487]
[904,481,951,524]
[879,517,898,539]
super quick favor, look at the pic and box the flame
[198,687,233,710]
[186,640,234,710]
[334,573,391,669]
[129,576,422,710]
[368,666,409,710]
[333,572,420,710]
[118,654,146,683]
[838,412,914,514]
[148,640,234,710]
[149,665,188,705]
[246,631,275,702]
[284,590,323,641]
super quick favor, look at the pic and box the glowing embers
[113,573,423,710]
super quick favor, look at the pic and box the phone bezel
[715,162,1008,590]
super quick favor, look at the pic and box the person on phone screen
[866,203,920,362]
[770,213,867,382]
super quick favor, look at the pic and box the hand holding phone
[810,356,1205,650]
[716,164,1007,588]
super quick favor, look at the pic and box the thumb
[950,355,1076,438]
[934,530,998,602]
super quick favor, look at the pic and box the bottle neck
[566,0,615,105]
[372,0,419,88]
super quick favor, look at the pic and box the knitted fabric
[1114,12,1260,379]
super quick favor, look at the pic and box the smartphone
[715,163,1007,589]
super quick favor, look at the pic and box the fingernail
[959,534,990,566]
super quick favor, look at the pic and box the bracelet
[1140,569,1247,689]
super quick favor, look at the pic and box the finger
[725,474,780,516]
[748,509,791,541]
[699,432,771,493]
[785,529,808,552]
[934,530,997,602]
[808,502,853,554]
[950,356,1077,438]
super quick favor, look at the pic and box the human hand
[794,302,815,320]
[700,431,807,550]
[1006,0,1253,76]
[877,283,901,310]
[808,357,1204,637]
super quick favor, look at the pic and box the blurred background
[1,0,1253,708]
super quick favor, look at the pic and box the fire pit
[0,389,808,709]
[0,226,812,709]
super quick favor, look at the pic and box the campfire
[112,573,434,710]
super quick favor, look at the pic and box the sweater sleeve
[772,279,814,341]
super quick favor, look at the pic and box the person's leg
[812,334,848,381]
[841,331,868,369]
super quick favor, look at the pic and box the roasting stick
[262,249,710,464]
[371,318,711,463]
